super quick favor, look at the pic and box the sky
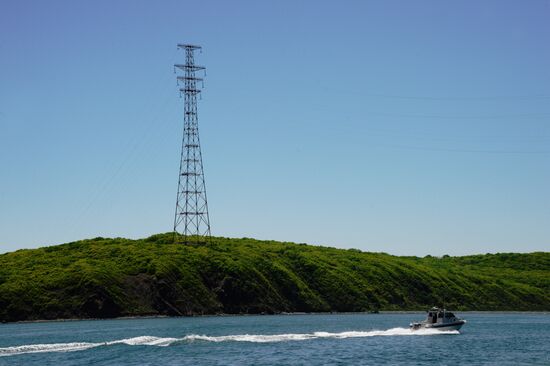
[1,0,549,256]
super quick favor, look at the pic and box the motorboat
[410,307,465,331]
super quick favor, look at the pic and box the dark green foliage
[0,234,548,322]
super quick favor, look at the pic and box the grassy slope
[0,233,548,322]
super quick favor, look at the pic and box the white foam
[183,327,458,343]
[108,336,179,347]
[0,342,102,357]
[313,327,458,338]
[0,337,180,357]
[183,333,317,343]
[0,328,459,357]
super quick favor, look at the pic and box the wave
[0,328,458,357]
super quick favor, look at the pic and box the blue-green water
[0,313,548,365]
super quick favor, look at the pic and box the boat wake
[183,327,458,343]
[0,328,459,357]
[0,336,178,357]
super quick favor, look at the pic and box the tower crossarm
[177,44,202,50]
[174,64,205,72]
[179,88,201,94]
[177,76,204,82]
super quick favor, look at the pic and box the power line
[358,92,550,101]
[379,144,550,154]
[369,112,550,119]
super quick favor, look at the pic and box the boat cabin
[426,307,457,324]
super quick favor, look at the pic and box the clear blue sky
[1,0,549,255]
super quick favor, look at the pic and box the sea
[0,313,548,365]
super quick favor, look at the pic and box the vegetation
[0,233,548,322]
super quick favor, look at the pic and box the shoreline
[3,310,549,325]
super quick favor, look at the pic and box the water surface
[0,313,548,365]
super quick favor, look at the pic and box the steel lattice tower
[173,44,211,243]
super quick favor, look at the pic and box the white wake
[182,327,458,343]
[0,336,179,357]
[0,328,458,357]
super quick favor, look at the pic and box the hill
[0,234,548,322]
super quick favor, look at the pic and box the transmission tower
[173,44,211,243]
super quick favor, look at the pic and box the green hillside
[0,234,548,322]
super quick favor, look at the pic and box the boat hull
[411,320,465,331]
